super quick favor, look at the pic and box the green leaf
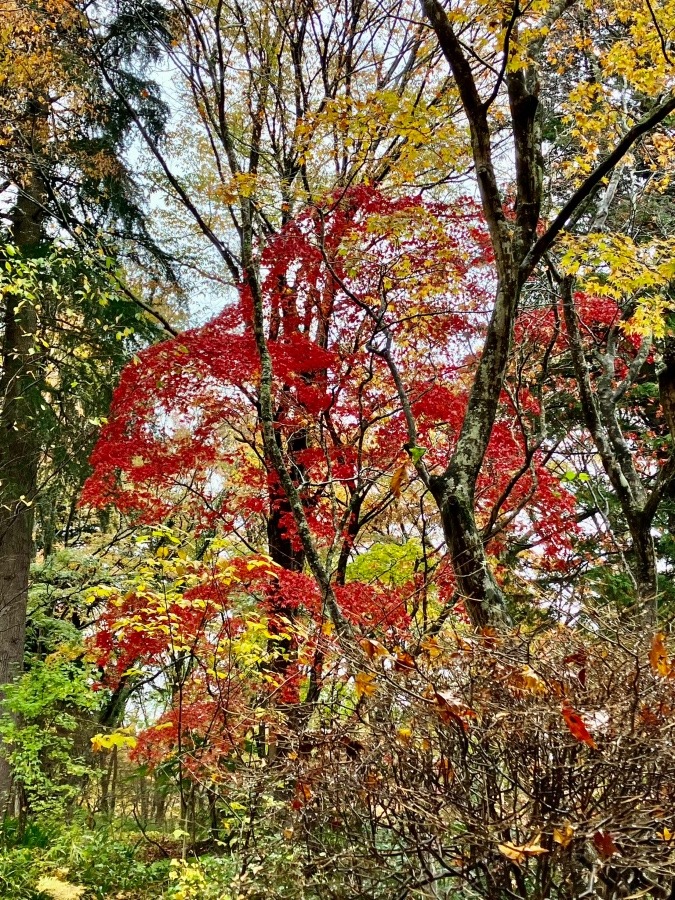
[409,446,427,465]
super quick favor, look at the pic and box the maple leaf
[359,637,389,660]
[393,647,415,672]
[593,830,618,858]
[553,823,575,848]
[354,671,377,700]
[419,635,441,658]
[561,704,597,749]
[519,665,547,695]
[649,632,671,677]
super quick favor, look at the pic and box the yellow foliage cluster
[35,876,86,900]
[560,233,675,338]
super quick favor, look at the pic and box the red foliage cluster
[83,186,578,565]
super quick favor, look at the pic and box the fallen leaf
[498,842,526,865]
[562,704,597,749]
[497,834,548,865]
[521,834,548,856]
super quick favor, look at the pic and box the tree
[0,0,174,799]
[419,0,675,622]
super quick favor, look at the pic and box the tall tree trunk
[421,0,673,627]
[626,513,658,611]
[0,169,46,800]
[430,477,505,627]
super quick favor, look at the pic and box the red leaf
[562,704,597,749]
[593,830,618,858]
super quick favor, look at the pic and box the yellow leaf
[396,726,413,743]
[354,671,377,700]
[521,834,548,856]
[91,731,137,753]
[420,636,442,658]
[498,842,526,865]
[553,823,575,848]
[520,665,547,695]
[498,834,548,865]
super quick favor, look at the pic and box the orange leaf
[390,464,408,499]
[434,691,476,728]
[649,632,671,677]
[519,665,547,695]
[291,781,312,809]
[419,636,442,658]
[562,704,597,749]
[393,647,415,672]
[360,637,389,660]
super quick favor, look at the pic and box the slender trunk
[561,278,658,620]
[426,277,520,626]
[0,170,46,800]
[266,428,307,573]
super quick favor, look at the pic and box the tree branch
[523,92,675,276]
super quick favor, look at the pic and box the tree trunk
[0,169,46,800]
[430,475,506,628]
[626,514,657,616]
